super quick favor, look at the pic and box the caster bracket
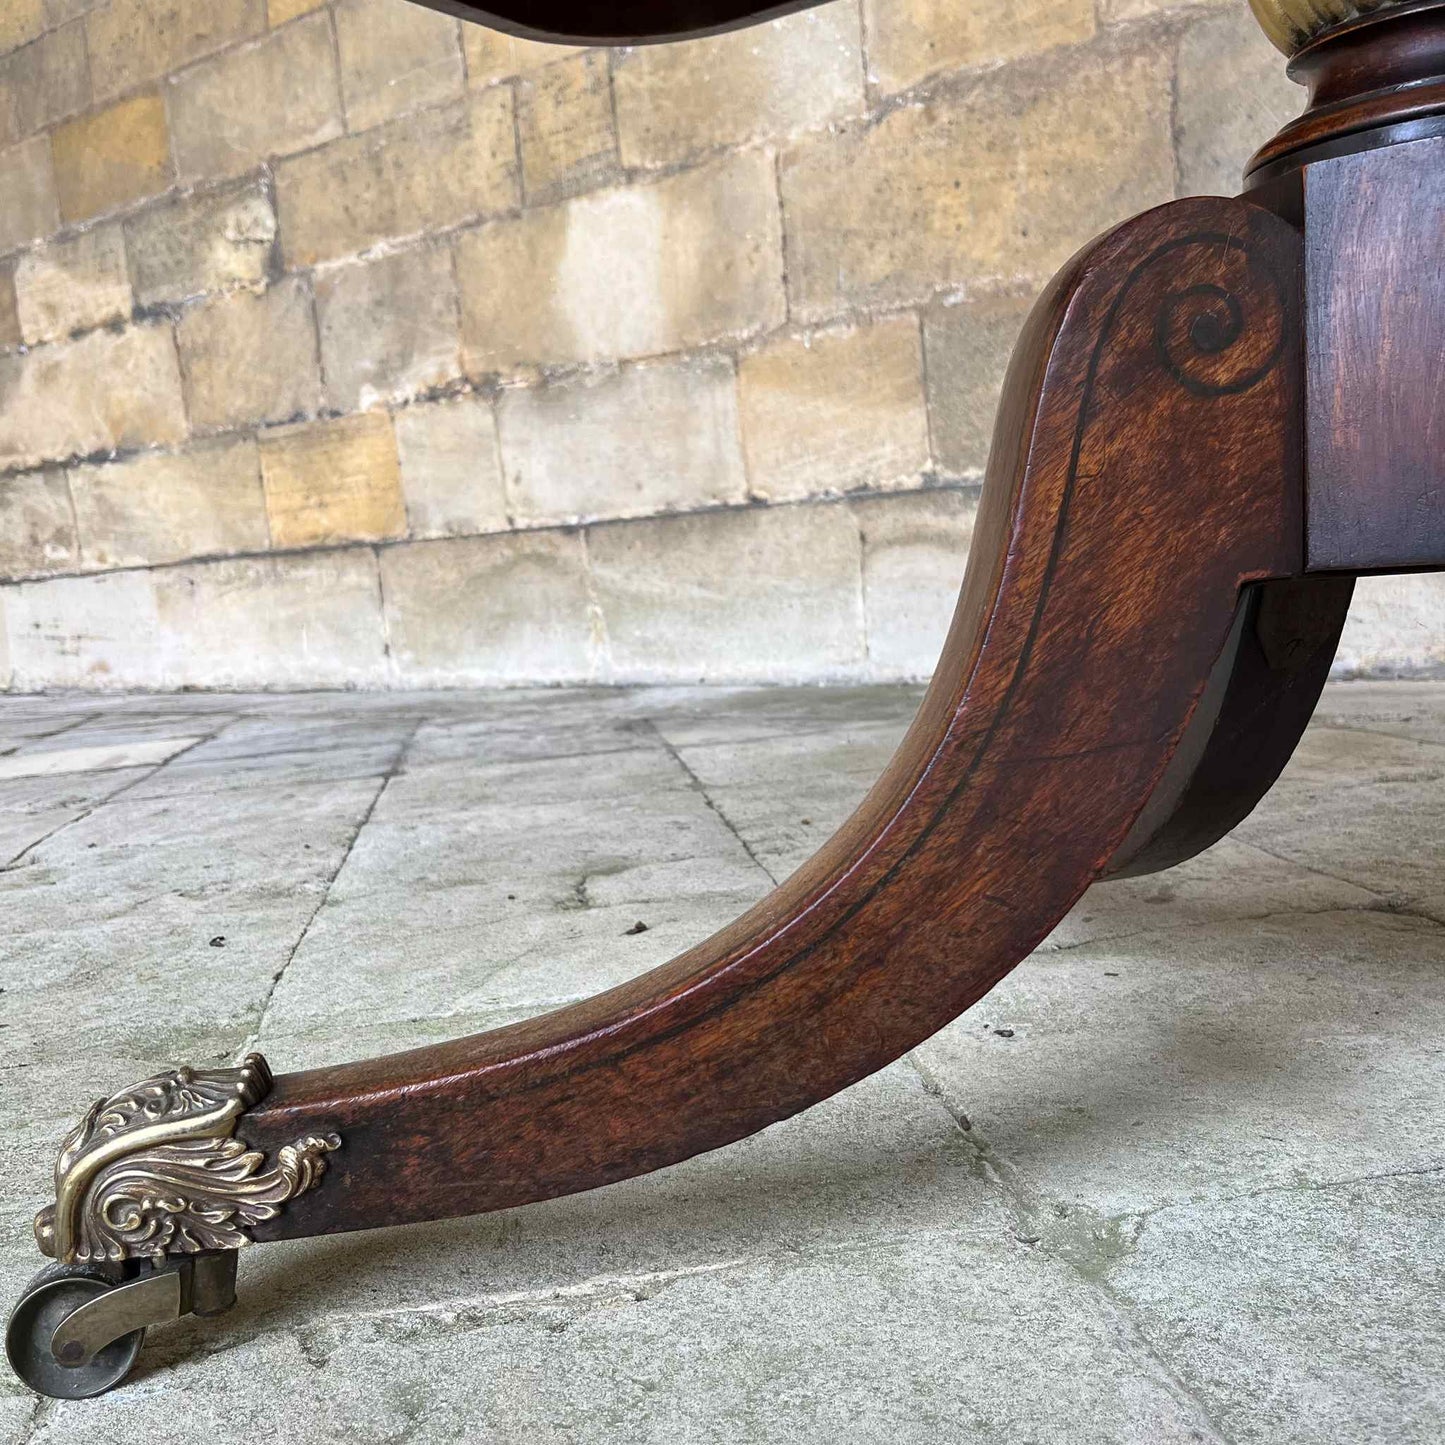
[48,1253,238,1369]
[49,1270,179,1370]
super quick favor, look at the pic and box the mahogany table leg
[21,0,1445,1397]
[8,195,1308,1394]
[232,196,1303,1236]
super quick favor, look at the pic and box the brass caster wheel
[5,1264,144,1401]
[6,1253,238,1400]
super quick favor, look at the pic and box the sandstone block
[589,503,865,683]
[0,135,57,253]
[738,315,928,501]
[152,549,389,688]
[0,323,186,471]
[69,435,269,569]
[167,12,343,182]
[44,0,101,24]
[14,224,131,345]
[276,88,518,268]
[0,0,44,54]
[614,2,863,168]
[1,548,426,686]
[335,0,463,134]
[86,0,264,103]
[315,245,461,412]
[458,149,784,372]
[852,487,976,679]
[267,0,324,22]
[924,292,1034,476]
[0,20,89,148]
[463,27,584,86]
[517,50,617,204]
[0,261,19,349]
[259,411,405,547]
[381,530,597,685]
[4,568,159,688]
[497,355,747,525]
[124,180,277,308]
[393,394,508,538]
[781,42,1173,320]
[863,0,1095,96]
[52,91,171,224]
[1177,6,1302,196]
[1102,0,1232,20]
[177,275,319,431]
[1335,575,1445,675]
[0,469,79,579]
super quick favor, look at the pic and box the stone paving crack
[1038,897,1402,958]
[340,1255,756,1332]
[643,719,781,887]
[0,711,98,758]
[13,1393,50,1445]
[906,1050,1241,1445]
[1,725,229,871]
[286,1225,1039,1342]
[1084,1289,1241,1445]
[1121,1161,1445,1230]
[1233,837,1445,929]
[1313,720,1445,752]
[241,718,426,1059]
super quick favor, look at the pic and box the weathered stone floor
[0,681,1441,1444]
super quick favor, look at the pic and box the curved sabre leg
[231,194,1306,1239]
[7,195,1308,1396]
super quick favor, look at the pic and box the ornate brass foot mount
[6,1053,340,1399]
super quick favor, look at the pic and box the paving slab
[1040,835,1378,951]
[1108,1173,1445,1445]
[32,1233,1221,1445]
[1309,678,1445,745]
[0,767,151,866]
[260,731,771,1048]
[0,681,1439,1443]
[0,1394,37,1445]
[915,909,1445,1217]
[657,718,912,880]
[0,714,415,1216]
[0,709,100,758]
[1230,726,1445,922]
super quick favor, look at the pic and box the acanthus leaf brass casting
[33,1052,340,1265]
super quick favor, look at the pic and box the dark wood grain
[1104,575,1353,878]
[1249,0,1445,177]
[1104,143,1355,881]
[239,197,1304,1242]
[406,0,826,44]
[1302,132,1445,570]
[1112,1,1444,864]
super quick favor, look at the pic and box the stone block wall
[0,0,1437,689]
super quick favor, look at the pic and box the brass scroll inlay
[33,1053,339,1264]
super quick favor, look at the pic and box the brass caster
[5,1253,238,1400]
[8,1051,337,1400]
